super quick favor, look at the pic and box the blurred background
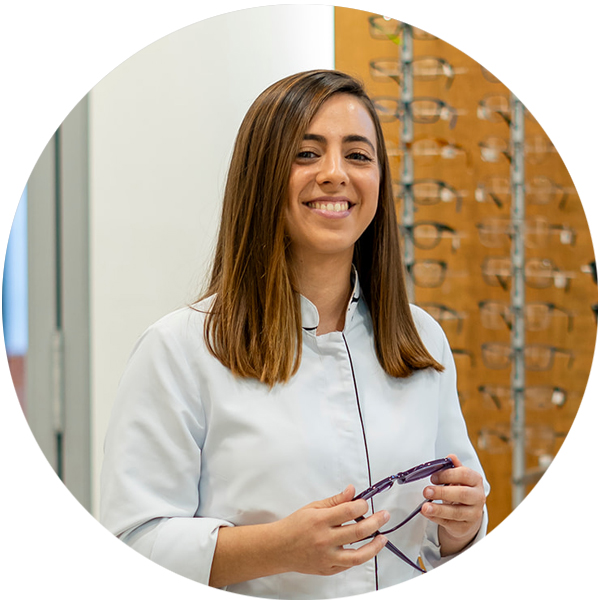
[2,5,596,536]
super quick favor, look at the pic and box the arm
[100,320,231,584]
[101,317,390,587]
[413,311,490,566]
[209,486,390,587]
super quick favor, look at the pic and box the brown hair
[200,69,443,386]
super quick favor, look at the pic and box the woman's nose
[316,152,348,186]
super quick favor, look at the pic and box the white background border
[1,1,598,597]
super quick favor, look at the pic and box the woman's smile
[304,196,353,217]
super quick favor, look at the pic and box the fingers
[421,498,479,522]
[321,496,371,527]
[421,458,486,540]
[430,467,481,487]
[424,481,481,505]
[310,485,356,510]
[335,509,390,547]
[334,533,389,570]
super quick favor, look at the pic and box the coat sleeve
[99,317,234,585]
[416,314,491,571]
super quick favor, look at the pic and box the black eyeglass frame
[400,220,460,251]
[394,178,463,212]
[406,259,448,288]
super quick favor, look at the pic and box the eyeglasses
[481,256,574,291]
[526,176,570,209]
[478,136,510,163]
[476,94,533,126]
[481,342,575,371]
[387,137,470,164]
[478,135,557,164]
[400,221,461,251]
[478,300,574,332]
[525,136,558,164]
[477,424,511,454]
[394,178,463,211]
[478,384,568,411]
[406,259,448,288]
[475,176,571,210]
[477,94,511,125]
[478,425,564,468]
[474,176,510,209]
[370,56,462,89]
[353,458,454,572]
[373,96,460,129]
[417,302,465,332]
[476,217,576,249]
[367,15,437,44]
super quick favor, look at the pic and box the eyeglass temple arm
[384,539,426,573]
[354,514,426,574]
[379,499,430,535]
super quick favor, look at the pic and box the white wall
[89,5,335,516]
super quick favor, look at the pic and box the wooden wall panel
[335,7,596,531]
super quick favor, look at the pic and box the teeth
[307,201,349,212]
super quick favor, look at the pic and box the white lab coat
[100,273,489,599]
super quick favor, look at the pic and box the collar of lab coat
[300,264,361,333]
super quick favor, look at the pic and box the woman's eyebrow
[303,133,376,152]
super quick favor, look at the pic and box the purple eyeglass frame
[352,457,455,573]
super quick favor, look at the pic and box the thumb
[311,484,356,509]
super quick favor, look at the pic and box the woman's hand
[210,485,390,587]
[420,454,486,556]
[276,484,390,576]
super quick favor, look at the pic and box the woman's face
[285,93,380,265]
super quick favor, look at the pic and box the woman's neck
[290,250,354,335]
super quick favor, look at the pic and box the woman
[100,70,488,598]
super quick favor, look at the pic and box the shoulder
[131,296,215,358]
[409,303,444,336]
[409,303,448,361]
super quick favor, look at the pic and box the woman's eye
[348,152,373,162]
[297,150,318,160]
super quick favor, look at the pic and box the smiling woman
[285,94,381,334]
[100,70,489,599]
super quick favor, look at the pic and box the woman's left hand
[420,454,486,556]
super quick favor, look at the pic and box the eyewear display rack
[509,96,527,507]
[335,7,598,530]
[399,24,415,303]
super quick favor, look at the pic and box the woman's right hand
[210,485,389,588]
[274,484,390,576]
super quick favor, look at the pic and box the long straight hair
[200,70,443,386]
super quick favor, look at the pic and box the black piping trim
[342,333,379,591]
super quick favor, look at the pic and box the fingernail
[423,504,433,515]
[424,487,434,499]
[382,510,390,522]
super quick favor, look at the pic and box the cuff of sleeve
[420,506,488,571]
[126,517,235,585]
